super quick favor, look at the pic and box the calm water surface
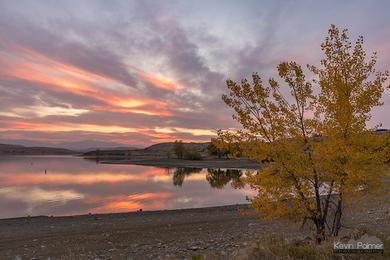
[0,155,255,219]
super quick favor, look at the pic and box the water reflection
[172,168,202,187]
[169,167,245,189]
[206,169,245,189]
[0,156,255,219]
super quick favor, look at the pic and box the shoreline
[99,158,263,169]
[0,203,249,221]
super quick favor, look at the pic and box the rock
[14,256,21,260]
[187,245,201,251]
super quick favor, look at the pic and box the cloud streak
[0,0,389,147]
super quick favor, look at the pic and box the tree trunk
[332,199,343,236]
[314,218,326,244]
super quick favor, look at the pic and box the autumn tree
[217,25,389,243]
[207,140,229,158]
[211,134,242,159]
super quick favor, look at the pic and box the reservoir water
[0,155,255,219]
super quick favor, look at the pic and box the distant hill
[0,139,141,151]
[0,143,76,155]
[82,142,210,159]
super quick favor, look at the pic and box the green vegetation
[173,140,185,159]
[173,140,203,160]
[183,149,202,160]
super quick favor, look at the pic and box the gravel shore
[0,200,389,259]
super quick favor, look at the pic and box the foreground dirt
[0,201,389,260]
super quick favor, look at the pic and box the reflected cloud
[0,168,170,186]
[0,186,83,214]
[92,192,172,213]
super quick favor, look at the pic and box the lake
[0,155,256,219]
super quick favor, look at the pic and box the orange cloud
[137,70,181,91]
[2,63,172,117]
[0,120,143,133]
[0,41,172,117]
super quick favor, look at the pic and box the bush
[184,150,202,160]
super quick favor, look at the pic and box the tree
[217,25,389,243]
[206,142,219,157]
[173,140,185,159]
[207,141,228,158]
[211,135,242,159]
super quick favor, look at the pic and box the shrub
[184,150,202,160]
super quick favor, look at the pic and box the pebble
[187,245,201,251]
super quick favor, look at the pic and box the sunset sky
[1,0,389,148]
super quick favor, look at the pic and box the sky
[0,0,389,148]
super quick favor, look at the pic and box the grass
[191,254,203,260]
[248,231,390,260]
